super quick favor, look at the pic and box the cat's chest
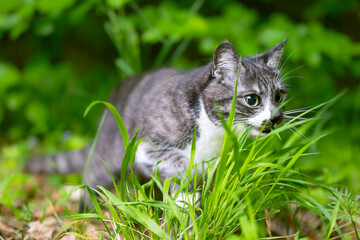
[177,101,226,168]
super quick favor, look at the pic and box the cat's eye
[275,91,284,103]
[245,94,260,106]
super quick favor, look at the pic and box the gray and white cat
[27,40,288,207]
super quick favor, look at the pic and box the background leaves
[0,0,359,220]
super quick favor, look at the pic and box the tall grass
[52,3,359,239]
[52,92,359,239]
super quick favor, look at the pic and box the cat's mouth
[253,126,272,134]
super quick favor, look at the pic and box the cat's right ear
[211,41,239,83]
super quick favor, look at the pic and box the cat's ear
[211,41,239,82]
[263,39,288,69]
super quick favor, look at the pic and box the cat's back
[108,68,179,111]
[106,67,186,136]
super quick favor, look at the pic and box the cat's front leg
[134,142,201,208]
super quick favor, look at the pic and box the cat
[26,39,288,208]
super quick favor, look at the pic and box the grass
[49,93,359,239]
[1,3,358,238]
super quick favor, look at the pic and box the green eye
[275,91,283,103]
[245,94,260,106]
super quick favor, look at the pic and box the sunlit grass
[52,94,359,239]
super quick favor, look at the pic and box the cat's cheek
[245,105,272,129]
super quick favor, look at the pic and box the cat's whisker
[284,114,311,121]
[285,107,312,114]
[284,114,308,120]
[284,112,309,118]
[288,116,320,123]
[288,126,311,141]
[284,116,308,121]
[284,112,314,117]
[285,111,309,115]
[281,75,306,82]
[281,65,305,80]
[279,48,297,74]
[283,116,307,124]
[275,69,285,84]
[290,106,312,111]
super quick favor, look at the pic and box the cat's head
[202,40,288,137]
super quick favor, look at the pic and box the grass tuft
[55,93,360,239]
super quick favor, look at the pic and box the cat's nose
[270,111,282,126]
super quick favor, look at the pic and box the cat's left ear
[263,39,288,69]
[211,41,239,83]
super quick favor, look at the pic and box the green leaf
[0,0,21,14]
[36,0,77,15]
[24,101,48,124]
[0,62,20,92]
[106,0,131,9]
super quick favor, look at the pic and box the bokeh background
[0,0,359,217]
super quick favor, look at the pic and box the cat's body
[27,40,288,207]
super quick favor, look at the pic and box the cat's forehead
[238,57,284,93]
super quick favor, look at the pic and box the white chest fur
[177,100,226,172]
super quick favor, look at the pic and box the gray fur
[26,40,288,208]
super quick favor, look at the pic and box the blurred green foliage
[0,0,359,202]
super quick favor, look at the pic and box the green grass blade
[212,60,240,197]
[326,197,341,239]
[98,186,172,240]
[119,128,142,201]
[84,100,129,149]
[64,213,104,219]
[84,185,103,214]
[53,219,82,240]
[82,109,107,193]
[256,133,328,214]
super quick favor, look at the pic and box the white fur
[247,103,271,128]
[63,186,82,202]
[177,100,226,174]
[252,85,260,93]
[174,191,201,208]
[267,50,283,69]
[246,101,272,137]
[134,143,153,176]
